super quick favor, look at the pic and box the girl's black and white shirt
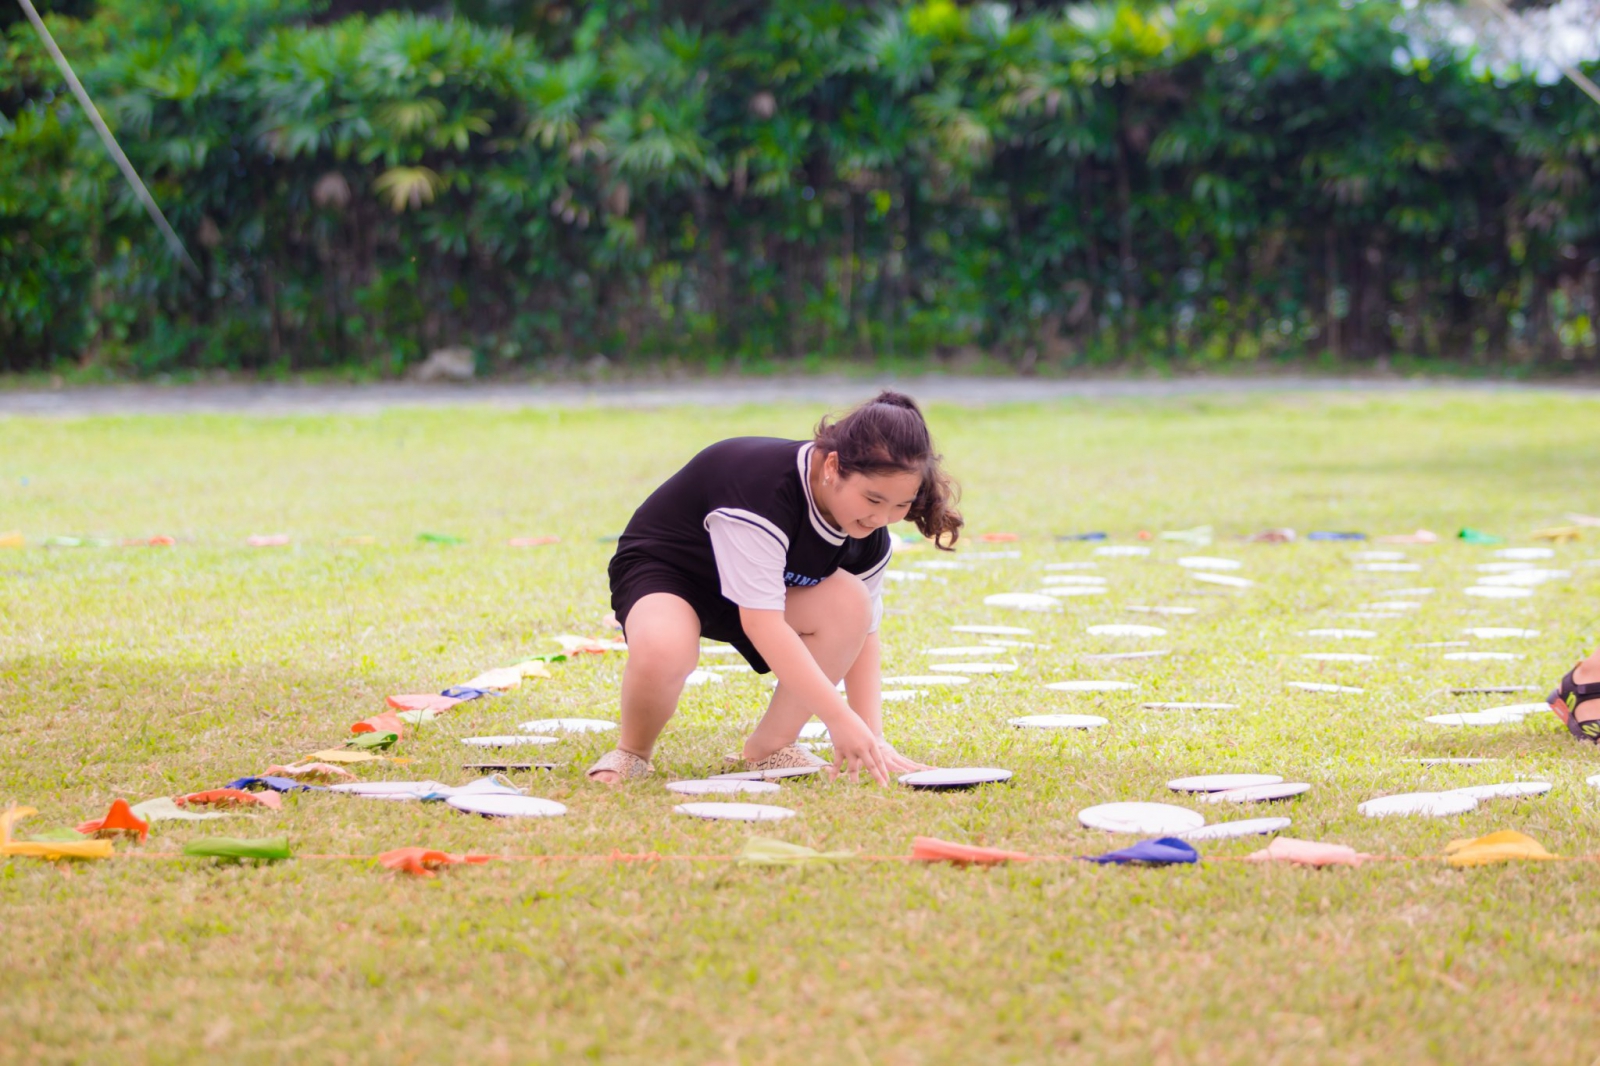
[611,437,893,629]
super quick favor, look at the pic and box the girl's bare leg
[1575,649,1600,685]
[742,571,873,762]
[590,593,701,783]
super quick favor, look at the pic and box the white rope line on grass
[14,0,201,278]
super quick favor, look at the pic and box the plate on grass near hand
[899,768,1014,789]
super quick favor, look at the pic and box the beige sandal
[586,748,654,781]
[727,744,827,773]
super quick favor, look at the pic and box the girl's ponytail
[813,391,964,550]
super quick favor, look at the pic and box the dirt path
[0,373,1588,417]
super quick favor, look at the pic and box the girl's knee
[623,631,700,683]
[816,570,874,632]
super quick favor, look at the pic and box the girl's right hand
[876,738,933,775]
[829,713,891,786]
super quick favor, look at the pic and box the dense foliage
[1,0,1597,374]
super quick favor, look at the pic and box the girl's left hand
[876,738,933,774]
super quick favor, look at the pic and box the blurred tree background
[0,0,1596,376]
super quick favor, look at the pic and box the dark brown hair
[813,390,963,550]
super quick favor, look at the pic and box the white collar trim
[797,443,846,545]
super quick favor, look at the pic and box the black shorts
[609,557,772,673]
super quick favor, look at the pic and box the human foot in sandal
[1548,656,1600,742]
[586,748,654,784]
[726,744,828,773]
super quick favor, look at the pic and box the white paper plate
[1477,562,1536,573]
[1443,651,1524,662]
[1078,802,1205,835]
[1046,680,1138,693]
[1463,627,1539,639]
[446,794,567,817]
[914,560,974,571]
[1286,682,1363,694]
[706,663,756,673]
[1141,701,1239,711]
[1476,569,1569,586]
[665,779,782,795]
[1586,773,1600,788]
[1041,575,1108,586]
[1093,545,1151,557]
[673,802,795,821]
[1354,562,1422,572]
[1303,629,1377,639]
[1386,587,1436,596]
[1196,782,1311,804]
[1351,551,1407,561]
[682,669,724,686]
[881,689,923,702]
[699,644,741,654]
[1167,773,1285,793]
[1447,781,1551,800]
[1365,601,1422,610]
[1358,792,1478,818]
[898,767,1014,789]
[1009,714,1108,729]
[1087,624,1167,637]
[1179,818,1291,840]
[328,780,447,799]
[461,735,563,748]
[951,624,1033,635]
[1191,572,1255,588]
[1451,686,1539,695]
[1126,605,1199,615]
[1032,586,1107,597]
[710,766,825,781]
[1480,702,1553,716]
[1414,641,1471,649]
[929,662,1017,674]
[881,674,972,686]
[983,593,1062,611]
[883,569,928,582]
[798,721,830,739]
[981,639,1050,649]
[1464,586,1533,599]
[519,718,618,734]
[1043,562,1099,571]
[1177,556,1242,570]
[1299,653,1378,663]
[1495,547,1554,560]
[926,645,1004,657]
[1426,710,1534,726]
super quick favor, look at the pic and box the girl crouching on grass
[587,391,963,785]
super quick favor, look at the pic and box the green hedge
[1,0,1597,374]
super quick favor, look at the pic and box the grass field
[5,389,1600,1065]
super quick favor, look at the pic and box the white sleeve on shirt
[856,540,893,633]
[703,509,789,611]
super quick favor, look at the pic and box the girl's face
[820,453,922,538]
